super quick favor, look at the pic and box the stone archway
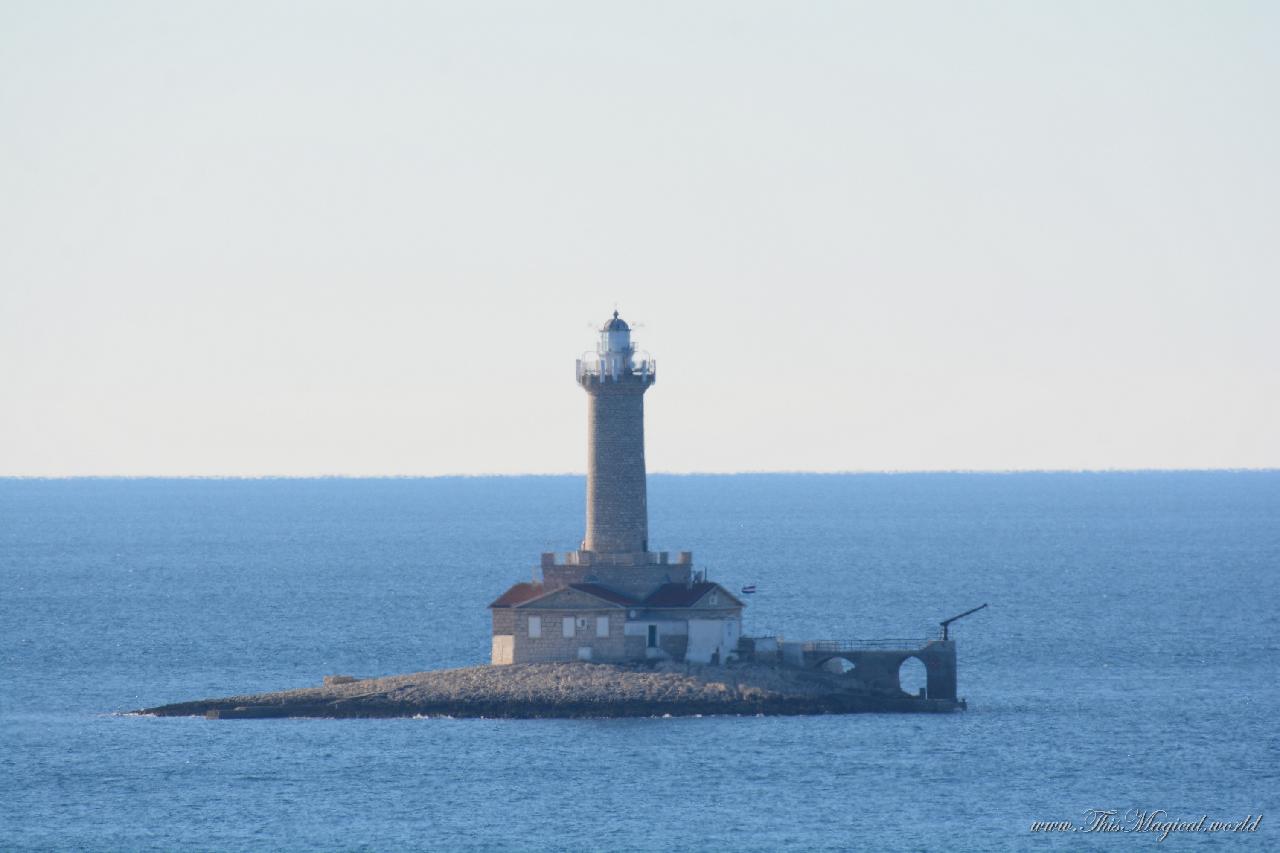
[898,655,927,697]
[797,641,958,700]
[818,656,857,675]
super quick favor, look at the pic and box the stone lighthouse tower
[488,310,743,665]
[577,310,655,556]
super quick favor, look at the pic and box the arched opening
[820,657,857,675]
[898,656,927,697]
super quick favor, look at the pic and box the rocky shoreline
[140,662,964,719]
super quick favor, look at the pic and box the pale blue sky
[2,1,1276,475]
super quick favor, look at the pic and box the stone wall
[581,372,652,554]
[512,608,629,664]
[542,562,694,599]
[794,640,959,700]
[659,633,689,660]
[492,609,516,635]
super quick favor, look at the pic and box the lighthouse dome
[602,310,629,332]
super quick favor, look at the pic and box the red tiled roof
[643,582,737,608]
[489,582,545,608]
[569,583,638,606]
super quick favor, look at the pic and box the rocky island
[142,661,964,719]
[144,312,979,721]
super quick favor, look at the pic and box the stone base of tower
[541,550,694,599]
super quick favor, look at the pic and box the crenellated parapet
[539,550,696,599]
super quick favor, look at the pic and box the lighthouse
[487,309,744,666]
[576,310,655,555]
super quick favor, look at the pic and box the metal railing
[575,357,656,383]
[801,638,933,652]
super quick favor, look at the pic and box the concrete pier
[785,639,959,701]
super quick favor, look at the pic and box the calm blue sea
[2,473,1277,851]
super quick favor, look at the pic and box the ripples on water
[2,473,1277,851]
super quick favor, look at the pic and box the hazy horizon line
[2,467,1277,481]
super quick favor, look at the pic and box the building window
[528,616,541,638]
[647,625,658,648]
[596,616,609,637]
[709,592,718,605]
[563,617,575,638]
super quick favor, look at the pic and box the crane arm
[939,603,988,640]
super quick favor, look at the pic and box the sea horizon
[3,466,1277,480]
